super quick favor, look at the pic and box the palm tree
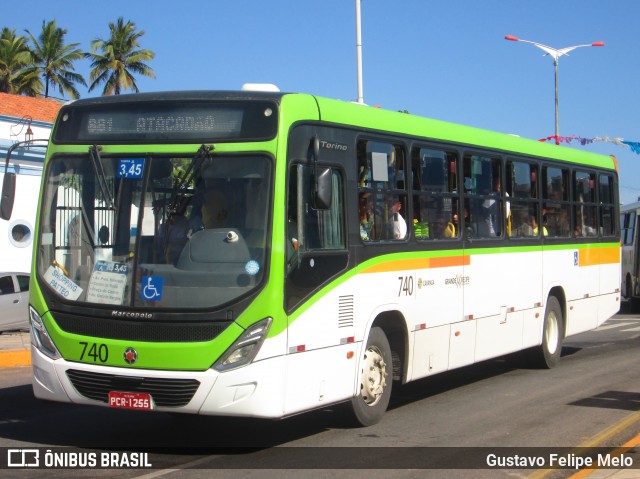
[0,27,40,95]
[86,17,156,95]
[24,20,86,99]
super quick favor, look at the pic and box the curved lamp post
[505,35,604,144]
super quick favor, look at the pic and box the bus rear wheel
[349,327,392,426]
[532,296,564,368]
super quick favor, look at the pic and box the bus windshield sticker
[86,260,129,305]
[117,158,145,179]
[141,276,163,301]
[245,260,260,276]
[43,265,83,301]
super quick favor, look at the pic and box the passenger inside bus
[389,197,407,239]
[432,218,456,239]
[531,214,548,237]
[511,208,534,237]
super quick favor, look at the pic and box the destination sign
[53,100,278,143]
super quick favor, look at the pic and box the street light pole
[355,0,364,104]
[505,35,604,145]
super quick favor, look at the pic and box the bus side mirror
[1,139,47,221]
[313,167,332,210]
[0,172,16,220]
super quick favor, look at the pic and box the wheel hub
[361,346,387,406]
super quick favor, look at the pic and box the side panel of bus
[281,119,620,418]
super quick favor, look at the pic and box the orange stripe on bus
[578,246,620,267]
[362,255,469,274]
[431,255,470,268]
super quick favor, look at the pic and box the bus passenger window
[357,140,407,242]
[411,147,458,240]
[506,160,538,238]
[622,211,636,245]
[463,154,502,238]
[599,174,616,237]
[542,166,570,237]
[573,171,597,237]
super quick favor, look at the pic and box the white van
[0,272,30,331]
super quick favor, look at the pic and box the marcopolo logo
[111,310,153,319]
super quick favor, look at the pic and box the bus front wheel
[349,327,392,426]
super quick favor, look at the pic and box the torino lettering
[320,140,348,151]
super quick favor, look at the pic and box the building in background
[0,93,62,273]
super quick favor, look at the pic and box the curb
[0,349,31,368]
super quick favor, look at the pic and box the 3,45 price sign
[117,158,145,179]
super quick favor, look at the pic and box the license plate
[108,391,153,410]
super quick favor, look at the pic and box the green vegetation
[0,18,155,99]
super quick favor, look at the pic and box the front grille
[54,312,230,342]
[66,369,200,407]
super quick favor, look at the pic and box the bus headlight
[213,318,272,372]
[30,306,61,360]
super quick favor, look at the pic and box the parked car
[0,273,30,332]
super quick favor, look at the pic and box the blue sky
[5,0,640,204]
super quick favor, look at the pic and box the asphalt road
[1,304,639,479]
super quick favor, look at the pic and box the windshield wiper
[88,145,115,210]
[168,144,214,218]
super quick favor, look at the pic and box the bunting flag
[624,140,640,155]
[539,135,640,155]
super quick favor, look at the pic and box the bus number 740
[397,276,414,297]
[79,342,109,363]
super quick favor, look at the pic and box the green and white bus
[11,90,620,425]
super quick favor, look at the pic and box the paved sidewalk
[0,330,31,367]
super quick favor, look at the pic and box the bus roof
[621,201,640,211]
[308,94,616,171]
[63,90,286,107]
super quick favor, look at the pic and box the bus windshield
[37,149,271,310]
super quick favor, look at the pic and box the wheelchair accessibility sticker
[141,276,163,301]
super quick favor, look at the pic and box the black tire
[349,327,392,427]
[532,296,564,369]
